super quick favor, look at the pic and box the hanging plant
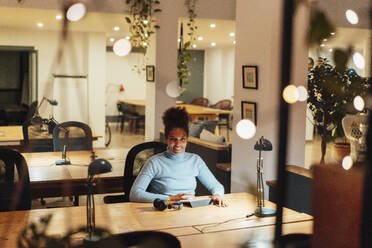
[178,0,198,87]
[125,0,161,55]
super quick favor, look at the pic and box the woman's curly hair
[162,107,189,138]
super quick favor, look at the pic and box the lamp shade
[254,137,273,151]
[88,159,112,176]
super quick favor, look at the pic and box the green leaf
[125,17,132,24]
[154,25,160,29]
[154,8,162,12]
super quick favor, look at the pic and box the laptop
[181,198,213,208]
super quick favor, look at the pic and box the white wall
[232,0,308,195]
[0,27,106,147]
[204,47,235,105]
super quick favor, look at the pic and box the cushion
[202,120,218,134]
[189,121,204,138]
[199,129,225,145]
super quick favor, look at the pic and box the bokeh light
[166,81,180,98]
[282,85,299,104]
[342,156,353,170]
[66,3,86,22]
[297,86,308,102]
[353,96,365,111]
[236,119,256,140]
[113,39,132,57]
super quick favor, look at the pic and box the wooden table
[0,193,313,248]
[24,149,128,199]
[118,100,232,122]
[0,125,102,151]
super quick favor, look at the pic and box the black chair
[22,119,54,152]
[53,121,93,151]
[0,149,31,211]
[101,231,181,248]
[117,102,145,134]
[25,101,38,122]
[104,141,167,204]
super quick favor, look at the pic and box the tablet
[182,198,212,208]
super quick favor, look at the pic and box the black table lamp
[31,97,58,131]
[254,136,276,217]
[84,158,112,246]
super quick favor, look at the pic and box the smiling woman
[129,107,227,206]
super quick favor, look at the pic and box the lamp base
[254,208,276,217]
[83,234,105,247]
[55,159,71,165]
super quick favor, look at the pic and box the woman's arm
[129,162,169,202]
[196,157,225,197]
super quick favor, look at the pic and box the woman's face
[166,127,188,154]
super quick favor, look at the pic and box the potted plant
[307,58,369,164]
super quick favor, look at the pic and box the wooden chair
[104,141,167,204]
[190,97,209,107]
[53,121,93,151]
[0,149,31,211]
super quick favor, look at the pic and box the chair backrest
[25,101,38,122]
[22,119,54,152]
[0,149,31,211]
[190,97,209,107]
[117,102,135,115]
[123,141,167,202]
[53,121,93,151]
[210,99,232,110]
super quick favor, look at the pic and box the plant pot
[332,142,350,161]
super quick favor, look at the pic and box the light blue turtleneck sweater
[129,149,224,202]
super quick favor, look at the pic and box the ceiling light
[353,52,365,69]
[210,23,216,28]
[342,156,353,170]
[37,22,44,27]
[143,42,148,46]
[177,38,181,43]
[320,44,325,47]
[329,48,333,52]
[125,36,130,40]
[323,38,327,41]
[330,32,335,36]
[229,32,235,37]
[113,39,132,57]
[211,42,216,47]
[192,44,197,48]
[66,3,86,22]
[345,9,359,24]
[197,36,203,41]
[233,41,236,44]
[109,37,115,42]
[114,26,120,31]
[143,20,149,25]
[56,14,63,20]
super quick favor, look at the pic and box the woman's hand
[211,195,227,207]
[168,193,192,202]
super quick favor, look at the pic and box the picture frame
[146,65,155,82]
[242,65,258,89]
[241,101,257,125]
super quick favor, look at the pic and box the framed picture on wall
[241,101,257,125]
[242,65,258,89]
[146,65,155,82]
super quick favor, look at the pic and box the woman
[130,107,226,207]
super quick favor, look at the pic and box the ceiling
[0,1,370,50]
[0,6,235,49]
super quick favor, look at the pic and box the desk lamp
[31,97,58,131]
[84,158,112,246]
[254,136,276,217]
